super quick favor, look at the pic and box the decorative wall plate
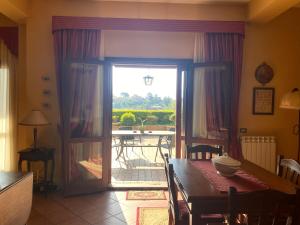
[255,63,274,85]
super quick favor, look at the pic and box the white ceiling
[77,0,250,4]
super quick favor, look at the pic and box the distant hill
[113,92,175,110]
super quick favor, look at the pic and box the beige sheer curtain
[0,40,17,171]
[192,33,207,138]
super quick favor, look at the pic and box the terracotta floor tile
[56,216,90,225]
[28,191,169,225]
[101,202,130,216]
[94,216,127,225]
[44,207,77,224]
[80,208,111,224]
[114,210,137,224]
[27,213,55,225]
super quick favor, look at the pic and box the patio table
[112,130,175,160]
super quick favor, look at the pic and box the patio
[111,136,175,188]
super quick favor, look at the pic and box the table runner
[190,161,269,193]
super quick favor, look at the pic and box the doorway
[111,63,177,188]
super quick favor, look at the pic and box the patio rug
[126,190,166,200]
[136,207,168,225]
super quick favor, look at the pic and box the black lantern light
[143,75,154,86]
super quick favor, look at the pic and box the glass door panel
[68,142,103,182]
[62,61,110,195]
[186,63,231,149]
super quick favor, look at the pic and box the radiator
[241,136,276,173]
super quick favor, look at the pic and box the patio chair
[155,128,175,162]
[112,136,124,160]
[119,126,142,157]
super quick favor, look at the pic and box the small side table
[18,147,55,192]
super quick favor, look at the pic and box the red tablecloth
[190,161,269,193]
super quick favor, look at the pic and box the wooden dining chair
[164,154,225,225]
[227,186,300,225]
[186,144,223,160]
[166,162,188,225]
[277,155,300,185]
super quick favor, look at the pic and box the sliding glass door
[62,60,112,195]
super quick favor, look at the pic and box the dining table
[112,130,175,160]
[169,158,298,225]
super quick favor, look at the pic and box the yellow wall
[0,13,29,170]
[21,0,300,183]
[0,0,29,23]
[240,8,300,159]
[0,13,16,26]
[24,0,246,183]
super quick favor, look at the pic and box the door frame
[106,57,192,184]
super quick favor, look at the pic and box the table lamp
[19,110,50,150]
[280,88,300,161]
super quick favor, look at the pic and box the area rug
[126,190,166,200]
[136,207,169,225]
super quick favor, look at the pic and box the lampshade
[280,88,300,110]
[19,110,50,126]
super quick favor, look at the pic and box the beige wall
[240,8,300,159]
[22,0,300,183]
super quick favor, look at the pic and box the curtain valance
[0,27,18,57]
[52,16,245,35]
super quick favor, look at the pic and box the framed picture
[252,87,275,115]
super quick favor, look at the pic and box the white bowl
[212,154,241,177]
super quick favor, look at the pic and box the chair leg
[141,147,144,155]
[168,208,173,225]
[155,147,159,162]
[169,148,172,158]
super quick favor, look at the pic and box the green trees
[113,92,175,110]
[113,92,176,126]
[114,110,175,125]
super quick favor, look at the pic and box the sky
[112,66,177,99]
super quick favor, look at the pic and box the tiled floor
[28,191,169,225]
[111,137,175,187]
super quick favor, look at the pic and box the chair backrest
[167,127,176,141]
[164,155,180,223]
[186,144,223,160]
[228,186,299,225]
[277,156,300,185]
[119,126,134,140]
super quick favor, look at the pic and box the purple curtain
[204,33,244,159]
[53,29,101,182]
[0,27,18,56]
[53,29,100,135]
